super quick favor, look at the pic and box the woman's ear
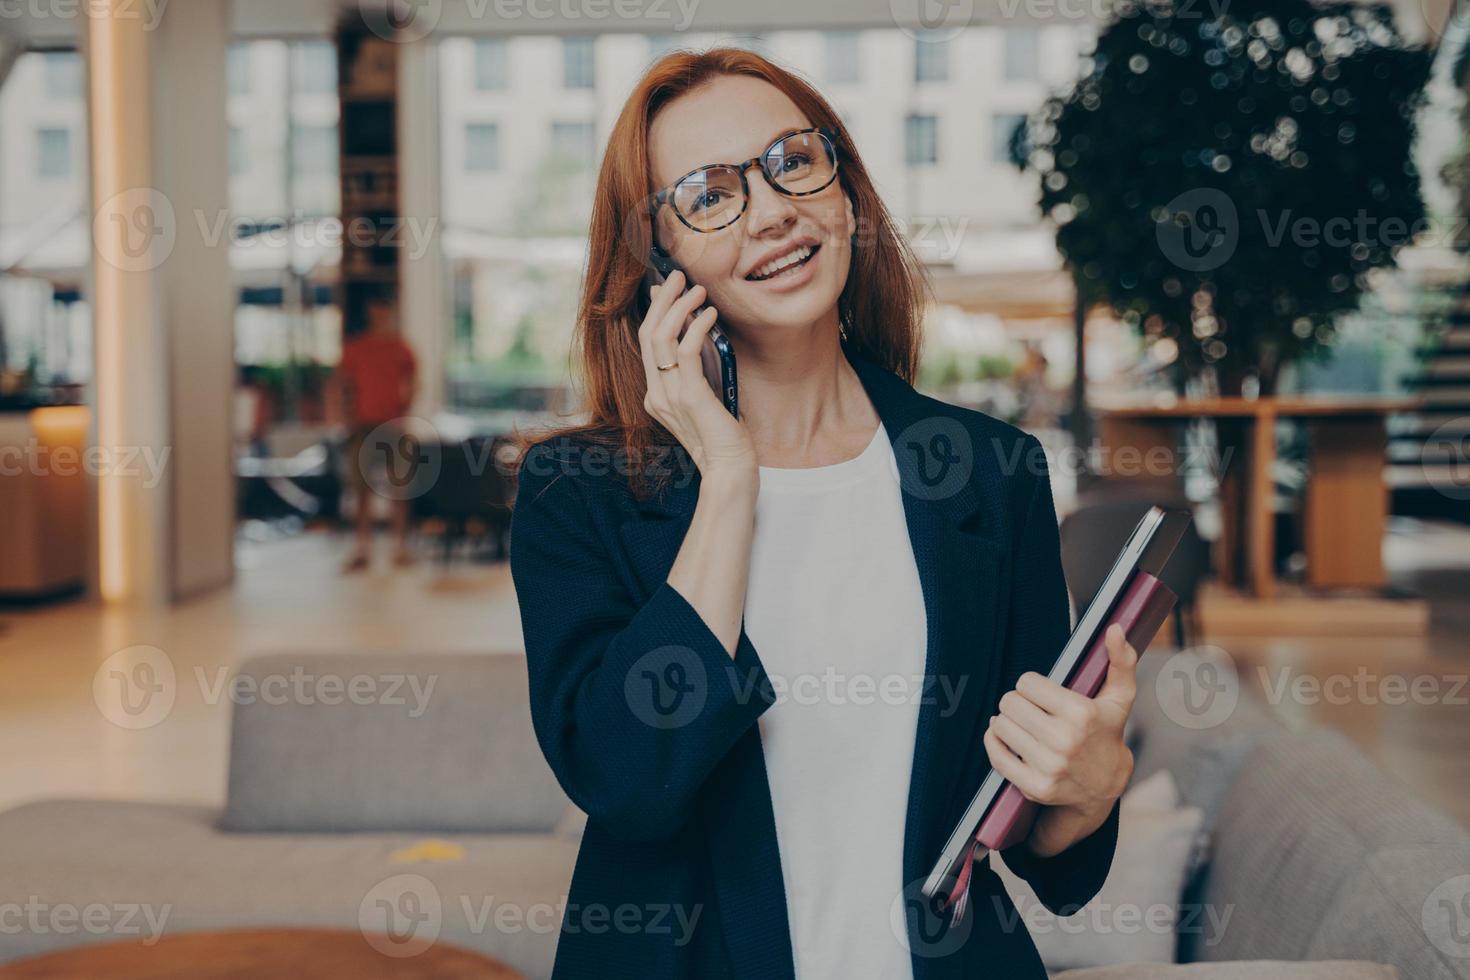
[844,193,857,245]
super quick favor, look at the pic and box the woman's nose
[743,170,799,238]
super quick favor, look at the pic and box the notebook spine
[973,571,1178,852]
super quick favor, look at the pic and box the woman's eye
[689,190,727,213]
[781,153,812,171]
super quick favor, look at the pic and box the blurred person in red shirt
[334,297,418,572]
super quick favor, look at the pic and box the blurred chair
[411,434,516,563]
[1060,490,1210,647]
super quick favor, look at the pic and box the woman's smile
[743,241,821,292]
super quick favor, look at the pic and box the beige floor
[1,521,1467,829]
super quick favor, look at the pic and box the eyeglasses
[650,126,841,234]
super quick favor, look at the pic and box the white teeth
[752,244,812,280]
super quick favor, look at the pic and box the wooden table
[0,929,522,979]
[1098,397,1418,598]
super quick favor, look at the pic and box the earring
[839,322,849,342]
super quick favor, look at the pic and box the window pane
[825,32,861,84]
[905,114,937,165]
[292,41,337,94]
[992,113,1027,163]
[229,126,248,176]
[36,127,71,178]
[228,43,251,96]
[475,39,509,90]
[561,37,595,89]
[914,34,949,82]
[292,124,337,176]
[41,52,82,99]
[550,121,595,168]
[465,123,500,171]
[1004,29,1040,81]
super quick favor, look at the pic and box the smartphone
[645,243,739,419]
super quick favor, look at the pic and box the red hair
[510,47,928,499]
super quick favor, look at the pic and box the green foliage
[1024,0,1432,392]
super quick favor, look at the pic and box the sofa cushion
[0,799,580,977]
[1194,727,1470,979]
[220,653,571,834]
[1053,961,1398,979]
[996,771,1203,971]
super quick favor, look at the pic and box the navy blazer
[509,344,1120,979]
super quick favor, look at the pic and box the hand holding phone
[636,254,755,479]
[646,244,739,419]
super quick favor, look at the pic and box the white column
[398,38,446,417]
[86,0,235,604]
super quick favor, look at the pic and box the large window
[561,37,595,89]
[35,127,72,178]
[227,39,342,420]
[475,39,510,90]
[550,121,596,168]
[905,113,938,165]
[465,123,501,171]
[825,32,862,84]
[914,34,949,82]
[1004,29,1040,82]
[992,112,1027,164]
[0,50,91,386]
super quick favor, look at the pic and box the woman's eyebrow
[759,127,804,150]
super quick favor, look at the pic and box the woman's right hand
[639,270,757,481]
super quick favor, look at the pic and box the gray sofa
[0,649,1466,978]
[0,654,582,977]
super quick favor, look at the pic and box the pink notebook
[974,571,1177,851]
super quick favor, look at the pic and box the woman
[509,48,1138,980]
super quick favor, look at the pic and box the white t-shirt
[745,421,928,979]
